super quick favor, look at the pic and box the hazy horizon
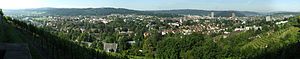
[0,0,300,12]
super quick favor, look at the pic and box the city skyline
[0,0,300,12]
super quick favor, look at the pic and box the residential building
[103,42,118,52]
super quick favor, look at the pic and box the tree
[76,32,94,42]
[298,16,300,23]
[142,30,161,58]
[0,9,3,16]
[156,33,206,59]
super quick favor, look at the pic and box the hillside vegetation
[0,10,127,59]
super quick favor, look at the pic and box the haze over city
[0,0,300,12]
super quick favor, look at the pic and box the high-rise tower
[231,13,235,17]
[211,12,214,18]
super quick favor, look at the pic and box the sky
[0,0,299,12]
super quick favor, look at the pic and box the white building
[276,21,288,25]
[211,12,214,18]
[266,16,271,21]
[103,42,118,52]
[234,28,244,31]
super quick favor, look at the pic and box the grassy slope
[211,17,300,58]
[2,16,127,59]
[242,27,300,49]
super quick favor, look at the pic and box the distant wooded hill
[4,8,300,17]
[271,12,300,16]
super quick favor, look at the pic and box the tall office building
[231,13,235,17]
[211,12,214,18]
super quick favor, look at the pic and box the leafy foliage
[3,16,128,59]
